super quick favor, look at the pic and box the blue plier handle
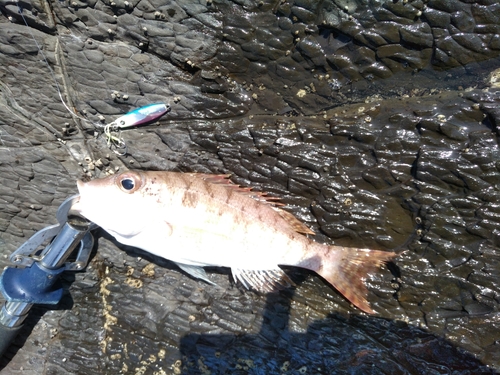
[0,194,97,359]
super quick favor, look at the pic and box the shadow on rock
[179,288,497,375]
[0,280,76,372]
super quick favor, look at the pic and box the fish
[73,170,399,313]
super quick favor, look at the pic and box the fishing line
[13,5,170,155]
[16,0,92,125]
[13,4,129,154]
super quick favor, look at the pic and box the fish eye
[121,178,135,190]
[116,172,143,193]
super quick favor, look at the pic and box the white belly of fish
[109,214,305,271]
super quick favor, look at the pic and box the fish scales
[73,170,400,313]
[145,172,311,269]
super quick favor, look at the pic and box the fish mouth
[70,180,86,215]
[68,195,96,229]
[69,195,83,215]
[76,179,85,193]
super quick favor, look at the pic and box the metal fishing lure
[15,0,171,156]
[103,103,171,155]
[110,103,171,128]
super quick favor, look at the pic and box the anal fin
[176,262,217,286]
[231,268,295,293]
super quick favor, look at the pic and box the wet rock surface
[1,0,500,374]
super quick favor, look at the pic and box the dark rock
[1,0,500,373]
[291,5,317,24]
[452,32,489,53]
[423,7,451,28]
[451,10,476,32]
[399,23,433,48]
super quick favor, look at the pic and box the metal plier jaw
[0,195,95,328]
[7,194,95,271]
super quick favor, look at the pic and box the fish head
[73,170,164,238]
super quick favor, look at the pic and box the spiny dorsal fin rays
[188,173,232,184]
[190,173,315,235]
[189,173,285,206]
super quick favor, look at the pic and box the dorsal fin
[188,173,232,185]
[189,173,314,234]
[274,208,315,235]
[189,173,285,206]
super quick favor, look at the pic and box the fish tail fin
[315,245,398,314]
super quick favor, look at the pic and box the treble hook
[103,123,127,156]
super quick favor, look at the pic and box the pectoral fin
[176,262,217,286]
